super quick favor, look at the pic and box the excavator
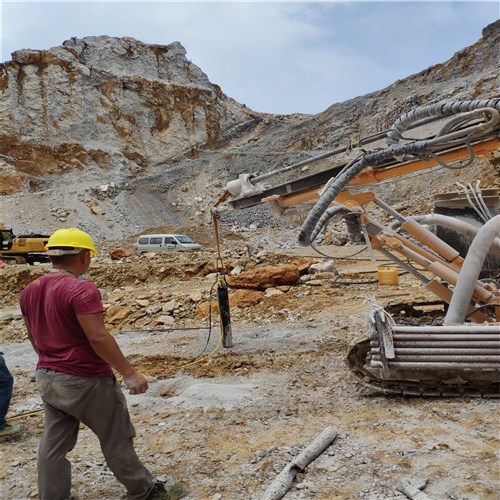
[213,98,500,397]
[0,224,51,264]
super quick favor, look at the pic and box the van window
[150,237,162,244]
[138,237,149,244]
[164,237,176,244]
[175,235,196,244]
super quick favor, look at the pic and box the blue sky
[1,1,498,114]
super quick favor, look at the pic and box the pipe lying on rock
[261,426,338,500]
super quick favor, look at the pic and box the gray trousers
[36,369,154,500]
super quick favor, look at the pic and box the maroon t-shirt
[20,274,113,377]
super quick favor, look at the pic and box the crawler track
[347,339,500,398]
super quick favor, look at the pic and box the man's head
[46,228,97,272]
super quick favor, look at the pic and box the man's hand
[78,313,148,394]
[123,372,149,395]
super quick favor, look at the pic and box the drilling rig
[213,98,500,397]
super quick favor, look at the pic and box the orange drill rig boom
[216,98,500,397]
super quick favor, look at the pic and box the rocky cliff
[1,37,257,189]
[1,22,499,240]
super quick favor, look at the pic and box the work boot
[0,422,26,441]
[146,481,188,500]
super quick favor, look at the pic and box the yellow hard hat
[46,228,98,255]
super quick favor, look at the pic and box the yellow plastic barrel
[377,266,398,285]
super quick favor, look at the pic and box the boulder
[227,264,300,290]
[195,300,217,319]
[105,305,131,324]
[229,289,264,308]
[110,248,131,260]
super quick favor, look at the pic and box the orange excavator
[214,98,500,397]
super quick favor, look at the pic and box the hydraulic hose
[308,204,351,244]
[386,99,500,145]
[298,99,500,247]
[444,215,500,326]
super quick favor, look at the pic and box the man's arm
[77,313,148,395]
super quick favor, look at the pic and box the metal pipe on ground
[370,361,499,369]
[370,355,500,362]
[391,334,499,341]
[383,341,499,348]
[393,325,500,333]
[376,348,500,355]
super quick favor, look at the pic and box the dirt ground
[1,235,499,500]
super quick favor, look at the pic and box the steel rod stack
[368,324,500,370]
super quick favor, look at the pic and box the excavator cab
[1,227,14,251]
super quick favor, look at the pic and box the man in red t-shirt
[20,228,187,500]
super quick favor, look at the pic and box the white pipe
[444,215,500,325]
[406,214,500,256]
[261,426,338,500]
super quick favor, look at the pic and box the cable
[464,303,500,320]
[332,278,378,285]
[474,180,493,220]
[120,327,210,334]
[7,408,44,421]
[310,242,368,259]
[456,181,490,223]
[467,180,493,221]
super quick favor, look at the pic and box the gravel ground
[1,243,498,500]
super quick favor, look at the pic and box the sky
[1,1,498,115]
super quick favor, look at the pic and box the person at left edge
[0,353,26,441]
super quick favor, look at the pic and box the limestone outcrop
[1,36,257,193]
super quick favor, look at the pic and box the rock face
[1,22,499,240]
[1,36,253,189]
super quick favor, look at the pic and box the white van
[133,234,202,254]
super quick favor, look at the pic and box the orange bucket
[377,266,398,285]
